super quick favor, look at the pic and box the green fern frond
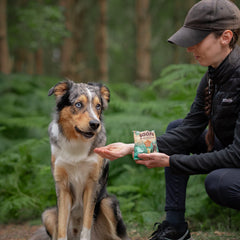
[151,64,207,100]
[108,185,141,195]
[0,116,49,129]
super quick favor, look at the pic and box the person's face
[187,31,232,68]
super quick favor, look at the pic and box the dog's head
[48,80,110,141]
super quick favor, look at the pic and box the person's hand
[94,142,134,161]
[135,152,170,168]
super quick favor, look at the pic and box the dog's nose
[89,120,100,130]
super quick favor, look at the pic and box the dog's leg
[55,166,72,240]
[42,207,57,239]
[57,190,72,240]
[80,180,96,240]
[93,196,130,240]
[80,159,103,240]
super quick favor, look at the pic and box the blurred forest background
[0,0,240,238]
[0,0,198,81]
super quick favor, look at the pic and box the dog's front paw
[80,227,91,240]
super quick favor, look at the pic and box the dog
[30,80,129,240]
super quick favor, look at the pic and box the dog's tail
[28,227,50,240]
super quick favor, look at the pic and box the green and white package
[133,130,159,160]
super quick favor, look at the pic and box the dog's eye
[75,102,82,108]
[96,104,101,110]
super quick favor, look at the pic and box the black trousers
[165,119,240,212]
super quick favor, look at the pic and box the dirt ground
[0,223,239,240]
[0,224,40,240]
[0,224,146,240]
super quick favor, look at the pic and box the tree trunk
[0,0,11,74]
[60,0,91,82]
[136,0,151,85]
[59,0,76,79]
[14,48,25,73]
[96,0,108,82]
[172,0,181,64]
[26,51,34,75]
[35,48,44,75]
[186,0,196,64]
[35,0,44,75]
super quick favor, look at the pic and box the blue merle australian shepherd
[30,80,129,240]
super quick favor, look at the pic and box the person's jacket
[157,45,240,175]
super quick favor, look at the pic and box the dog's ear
[100,85,110,110]
[87,82,110,110]
[48,80,73,98]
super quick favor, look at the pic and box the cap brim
[168,26,211,48]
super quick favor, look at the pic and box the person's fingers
[94,148,102,153]
[135,160,153,168]
[138,154,151,160]
[95,149,119,161]
[135,160,145,165]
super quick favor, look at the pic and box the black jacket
[157,45,240,175]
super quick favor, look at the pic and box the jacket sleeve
[157,73,209,156]
[169,113,240,175]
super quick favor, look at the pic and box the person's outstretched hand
[94,142,134,161]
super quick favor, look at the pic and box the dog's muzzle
[75,120,100,139]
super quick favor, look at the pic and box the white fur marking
[86,88,98,121]
[80,226,91,240]
[51,122,59,138]
[52,139,98,164]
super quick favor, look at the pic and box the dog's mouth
[75,126,95,139]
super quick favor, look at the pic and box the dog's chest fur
[58,159,97,210]
[50,121,100,208]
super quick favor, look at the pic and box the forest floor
[0,223,239,240]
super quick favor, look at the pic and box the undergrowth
[0,65,239,233]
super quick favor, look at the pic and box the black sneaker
[148,220,191,240]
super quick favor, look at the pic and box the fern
[0,137,53,222]
[0,74,56,222]
[0,116,49,128]
[151,64,207,100]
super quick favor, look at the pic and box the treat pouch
[133,130,159,160]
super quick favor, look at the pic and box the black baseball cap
[168,0,240,48]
